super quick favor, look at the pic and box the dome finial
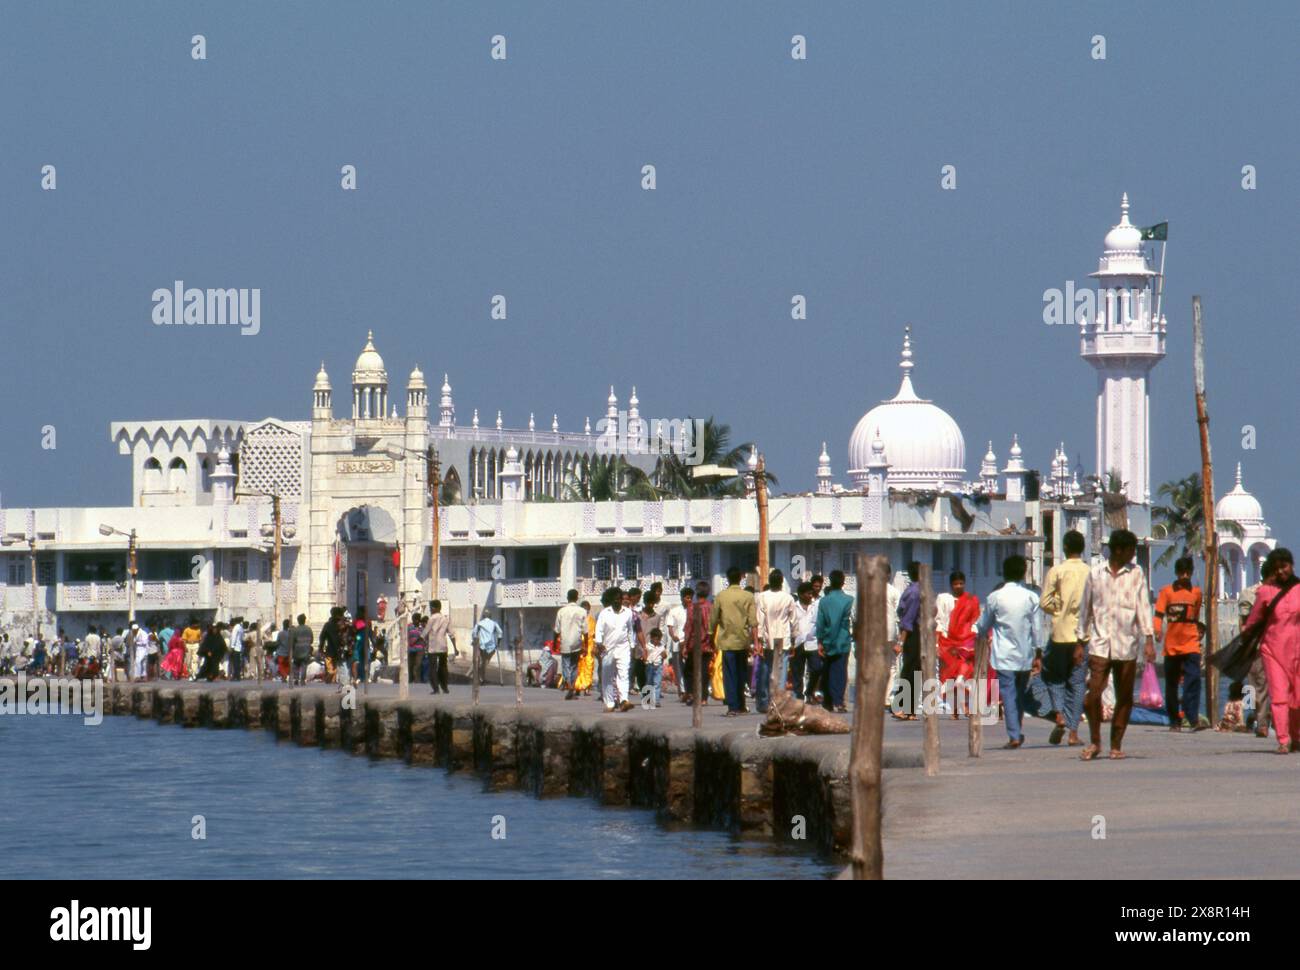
[900,325,914,374]
[1236,462,1243,488]
[1120,192,1129,221]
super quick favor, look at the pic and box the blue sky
[2,1,1296,544]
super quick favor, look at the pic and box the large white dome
[1216,464,1264,526]
[847,328,966,491]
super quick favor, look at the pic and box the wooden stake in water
[849,554,889,880]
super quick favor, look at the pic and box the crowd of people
[8,531,1300,759]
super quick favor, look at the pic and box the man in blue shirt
[893,562,923,718]
[814,570,855,712]
[473,610,504,684]
[976,555,1043,748]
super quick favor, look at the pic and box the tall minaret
[1081,193,1166,503]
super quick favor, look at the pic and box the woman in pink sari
[160,629,187,680]
[1243,548,1300,754]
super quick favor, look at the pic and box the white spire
[472,408,479,430]
[528,412,535,432]
[816,441,833,493]
[584,416,591,435]
[892,325,921,402]
[552,414,559,433]
[496,410,503,431]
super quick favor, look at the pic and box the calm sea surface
[2,714,838,880]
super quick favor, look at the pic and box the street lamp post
[98,524,138,681]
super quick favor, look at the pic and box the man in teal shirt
[814,570,855,713]
[976,555,1043,748]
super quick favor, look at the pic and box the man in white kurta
[595,595,636,712]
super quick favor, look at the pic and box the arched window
[168,457,188,492]
[143,457,163,492]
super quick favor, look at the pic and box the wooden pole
[515,608,525,707]
[471,605,481,707]
[918,562,939,776]
[849,554,889,880]
[969,634,988,757]
[1193,295,1219,726]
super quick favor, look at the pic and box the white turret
[500,446,525,501]
[1082,194,1166,503]
[312,362,332,423]
[979,441,998,493]
[211,448,237,505]
[439,374,454,427]
[816,442,833,494]
[351,330,388,420]
[406,366,428,420]
[1003,434,1027,503]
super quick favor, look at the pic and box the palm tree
[653,417,775,498]
[561,456,659,502]
[1152,472,1244,569]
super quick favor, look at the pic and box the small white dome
[313,362,331,390]
[847,327,965,490]
[353,330,386,379]
[407,365,426,388]
[1216,464,1264,525]
[1103,193,1142,252]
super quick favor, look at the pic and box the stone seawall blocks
[85,682,857,860]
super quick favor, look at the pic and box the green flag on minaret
[1140,222,1168,241]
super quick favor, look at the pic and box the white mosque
[0,196,1270,644]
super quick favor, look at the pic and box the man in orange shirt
[1155,556,1205,731]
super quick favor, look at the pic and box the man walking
[472,610,503,684]
[711,567,757,717]
[290,614,313,685]
[1077,529,1156,761]
[228,616,245,681]
[755,568,796,713]
[679,586,713,705]
[423,600,456,694]
[977,555,1043,748]
[663,588,687,698]
[790,581,821,701]
[1155,556,1205,731]
[1040,530,1090,745]
[893,562,923,717]
[595,587,636,712]
[554,589,587,700]
[815,570,855,713]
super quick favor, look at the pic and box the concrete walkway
[879,716,1299,878]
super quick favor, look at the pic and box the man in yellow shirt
[181,619,203,680]
[710,567,757,717]
[1039,530,1090,746]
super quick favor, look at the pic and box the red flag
[392,547,401,568]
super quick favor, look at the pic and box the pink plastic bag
[1138,663,1164,709]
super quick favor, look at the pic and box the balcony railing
[58,580,207,609]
